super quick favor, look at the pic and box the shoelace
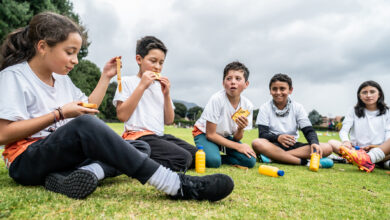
[176,167,207,199]
[176,167,188,197]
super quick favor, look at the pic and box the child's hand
[139,71,157,89]
[361,145,378,152]
[235,115,248,130]
[102,56,121,79]
[342,141,353,149]
[61,101,99,119]
[311,144,322,157]
[159,76,170,96]
[277,134,296,148]
[237,143,257,158]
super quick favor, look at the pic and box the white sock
[367,148,386,164]
[79,163,105,180]
[147,166,181,196]
[384,160,390,169]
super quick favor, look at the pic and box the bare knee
[252,138,271,154]
[320,143,333,157]
[328,139,342,153]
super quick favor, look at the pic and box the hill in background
[173,99,200,109]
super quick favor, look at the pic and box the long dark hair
[0,12,81,70]
[354,80,388,118]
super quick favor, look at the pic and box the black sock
[300,159,308,165]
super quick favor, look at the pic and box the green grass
[1,124,390,219]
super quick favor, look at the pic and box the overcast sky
[72,0,390,117]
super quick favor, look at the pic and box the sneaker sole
[339,148,372,172]
[45,170,98,199]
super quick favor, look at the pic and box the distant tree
[98,82,118,121]
[0,0,32,40]
[68,60,117,121]
[68,59,100,95]
[0,0,89,59]
[174,102,187,118]
[308,109,322,126]
[188,106,203,121]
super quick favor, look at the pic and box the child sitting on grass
[0,12,234,201]
[193,61,256,168]
[252,73,333,168]
[330,81,390,172]
[113,36,197,172]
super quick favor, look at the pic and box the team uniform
[113,75,197,171]
[0,62,159,186]
[193,90,256,168]
[256,99,319,150]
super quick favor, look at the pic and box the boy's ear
[245,80,249,88]
[135,54,143,65]
[289,87,293,94]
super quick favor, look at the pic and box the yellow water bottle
[195,146,206,173]
[309,149,320,172]
[258,165,284,177]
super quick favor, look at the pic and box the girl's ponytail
[0,12,81,71]
[0,26,35,70]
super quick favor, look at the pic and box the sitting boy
[252,73,333,167]
[113,36,197,172]
[192,61,256,168]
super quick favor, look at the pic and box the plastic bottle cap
[197,146,204,150]
[277,170,285,176]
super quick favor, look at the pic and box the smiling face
[42,32,82,75]
[270,80,293,107]
[359,85,380,108]
[136,49,165,76]
[223,70,249,98]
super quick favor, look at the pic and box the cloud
[72,0,390,116]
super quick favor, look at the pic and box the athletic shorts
[272,141,308,151]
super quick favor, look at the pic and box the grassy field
[1,124,390,219]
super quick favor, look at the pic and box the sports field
[0,124,389,219]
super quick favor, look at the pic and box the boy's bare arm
[116,72,156,122]
[206,121,256,158]
[116,85,146,122]
[163,94,174,125]
[160,76,174,124]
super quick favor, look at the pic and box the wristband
[56,107,65,120]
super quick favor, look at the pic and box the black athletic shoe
[171,173,234,201]
[44,169,98,199]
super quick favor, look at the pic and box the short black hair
[136,36,167,58]
[269,73,292,89]
[223,61,249,81]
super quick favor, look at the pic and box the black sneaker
[171,173,234,201]
[44,169,98,199]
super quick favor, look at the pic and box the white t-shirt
[194,90,253,137]
[0,62,88,138]
[339,107,390,147]
[113,75,174,136]
[256,99,312,141]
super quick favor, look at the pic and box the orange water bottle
[258,165,284,177]
[195,146,206,173]
[309,149,320,172]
